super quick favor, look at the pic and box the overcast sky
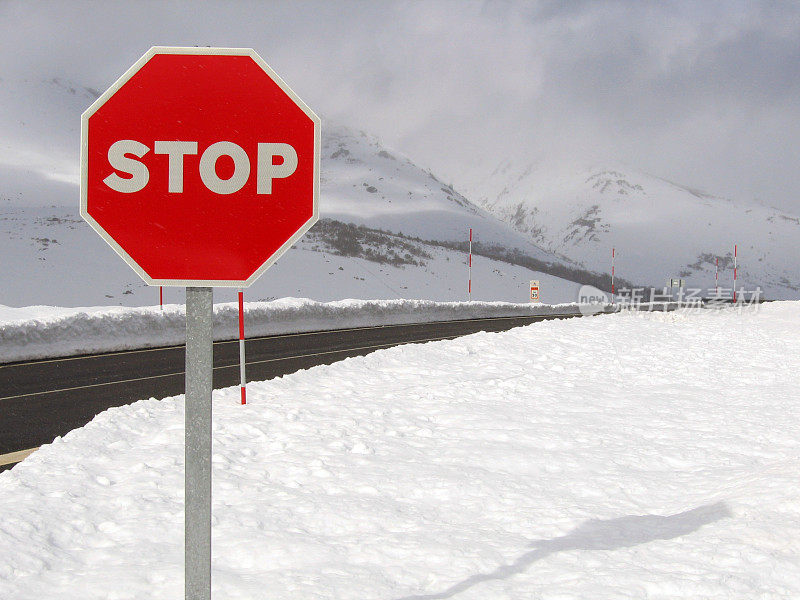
[2,0,799,211]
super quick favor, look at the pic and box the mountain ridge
[471,160,800,299]
[0,114,589,307]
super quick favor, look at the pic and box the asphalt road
[0,313,579,470]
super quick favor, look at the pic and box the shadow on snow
[395,501,731,600]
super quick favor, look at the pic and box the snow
[0,124,579,309]
[0,203,583,309]
[0,297,582,363]
[472,160,800,299]
[2,302,799,598]
[320,125,555,257]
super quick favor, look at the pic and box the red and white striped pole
[468,227,472,302]
[238,290,247,405]
[611,247,616,304]
[733,244,738,303]
[159,286,163,310]
[715,257,719,295]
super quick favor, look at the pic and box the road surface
[0,314,579,470]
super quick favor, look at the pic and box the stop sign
[80,47,320,286]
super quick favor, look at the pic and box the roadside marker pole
[238,290,247,405]
[611,247,616,304]
[715,258,719,295]
[468,228,472,302]
[733,244,738,303]
[160,286,163,310]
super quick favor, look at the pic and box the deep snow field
[1,302,799,598]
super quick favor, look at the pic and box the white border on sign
[80,46,321,288]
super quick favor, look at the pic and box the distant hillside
[0,118,588,307]
[472,160,800,299]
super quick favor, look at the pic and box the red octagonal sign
[81,47,320,287]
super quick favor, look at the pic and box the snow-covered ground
[0,298,582,362]
[0,203,583,308]
[1,302,798,598]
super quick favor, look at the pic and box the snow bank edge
[0,298,587,362]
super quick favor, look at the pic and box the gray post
[185,286,213,600]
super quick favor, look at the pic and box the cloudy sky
[2,0,799,211]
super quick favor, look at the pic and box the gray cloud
[1,0,799,211]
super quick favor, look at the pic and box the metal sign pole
[238,289,247,405]
[185,286,213,600]
[468,228,472,302]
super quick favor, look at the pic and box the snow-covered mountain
[472,160,800,299]
[0,202,583,308]
[321,125,552,256]
[1,94,590,307]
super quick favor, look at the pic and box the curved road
[0,313,580,470]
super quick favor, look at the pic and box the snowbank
[0,298,583,362]
[1,302,798,598]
